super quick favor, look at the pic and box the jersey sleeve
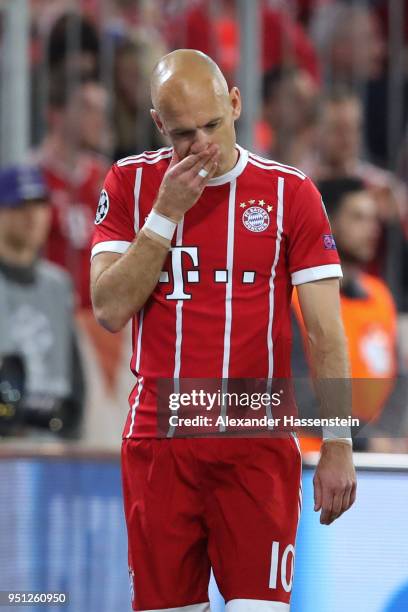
[287,177,342,285]
[91,164,135,259]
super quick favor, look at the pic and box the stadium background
[0,0,408,610]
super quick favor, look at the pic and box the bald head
[149,49,241,174]
[151,49,229,113]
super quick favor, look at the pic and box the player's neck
[214,146,239,177]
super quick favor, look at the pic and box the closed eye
[174,130,195,138]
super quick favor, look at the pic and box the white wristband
[144,210,177,241]
[322,423,352,446]
[322,424,352,441]
[322,437,353,447]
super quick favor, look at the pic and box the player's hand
[154,143,220,221]
[313,441,356,525]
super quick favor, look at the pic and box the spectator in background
[0,164,84,439]
[364,0,408,166]
[32,73,111,309]
[315,91,405,218]
[31,10,101,146]
[178,0,320,85]
[292,178,406,453]
[313,90,407,283]
[113,35,166,160]
[46,12,100,79]
[257,66,319,172]
[310,0,392,167]
[310,1,385,86]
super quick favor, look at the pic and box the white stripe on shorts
[142,603,210,612]
[226,600,289,611]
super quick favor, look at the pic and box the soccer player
[91,50,356,611]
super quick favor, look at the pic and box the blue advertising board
[0,458,407,612]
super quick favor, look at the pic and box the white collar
[206,144,248,186]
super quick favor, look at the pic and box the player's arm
[91,236,169,332]
[91,144,219,333]
[297,278,357,525]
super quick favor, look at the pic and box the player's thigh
[122,438,211,611]
[205,436,302,607]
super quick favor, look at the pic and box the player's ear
[150,109,167,136]
[229,87,242,121]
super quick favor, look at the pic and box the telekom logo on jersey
[160,246,256,300]
[165,246,199,300]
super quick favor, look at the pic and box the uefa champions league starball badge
[240,200,272,232]
[95,189,109,224]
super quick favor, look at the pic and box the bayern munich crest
[95,189,109,225]
[241,199,272,233]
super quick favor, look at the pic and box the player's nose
[194,129,212,149]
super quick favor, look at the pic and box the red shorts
[121,436,302,611]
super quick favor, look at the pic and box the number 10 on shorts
[269,541,295,592]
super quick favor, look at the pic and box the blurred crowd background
[0,0,408,452]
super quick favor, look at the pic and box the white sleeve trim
[225,600,289,611]
[291,263,343,285]
[91,240,131,259]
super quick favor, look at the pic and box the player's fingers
[187,145,220,177]
[188,162,218,199]
[313,475,322,511]
[325,490,343,524]
[207,158,219,178]
[175,146,217,175]
[331,490,343,516]
[349,481,357,507]
[341,486,352,514]
[170,151,206,175]
[195,155,220,185]
[328,485,352,524]
[320,489,334,525]
[169,148,181,169]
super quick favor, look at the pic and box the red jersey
[39,152,108,309]
[91,145,342,437]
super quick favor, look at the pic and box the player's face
[319,101,362,166]
[152,85,241,175]
[0,201,51,257]
[333,191,380,263]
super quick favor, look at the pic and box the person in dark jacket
[0,163,85,438]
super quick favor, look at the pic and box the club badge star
[258,199,266,207]
[267,205,273,212]
[240,202,246,208]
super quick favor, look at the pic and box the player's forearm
[307,319,349,378]
[92,232,169,332]
[306,320,352,425]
